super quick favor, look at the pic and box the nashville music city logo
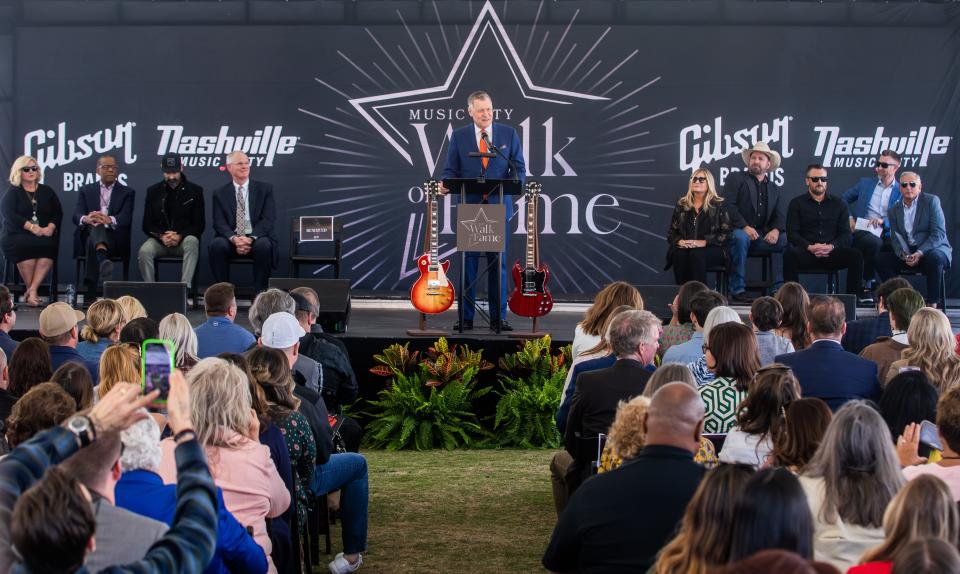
[813,125,951,168]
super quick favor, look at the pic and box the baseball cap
[161,153,182,173]
[289,291,316,316]
[39,302,85,337]
[260,312,306,349]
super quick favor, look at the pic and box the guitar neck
[428,192,439,270]
[526,194,537,268]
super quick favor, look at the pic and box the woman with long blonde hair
[653,464,755,574]
[665,168,731,285]
[96,343,140,399]
[887,308,960,392]
[851,474,959,573]
[572,282,643,359]
[116,295,148,322]
[78,298,125,366]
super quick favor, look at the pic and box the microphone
[482,130,520,184]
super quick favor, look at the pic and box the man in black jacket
[723,141,787,303]
[137,154,205,288]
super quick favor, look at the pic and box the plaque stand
[508,316,549,339]
[406,312,449,337]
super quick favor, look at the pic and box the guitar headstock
[423,179,441,201]
[525,181,542,199]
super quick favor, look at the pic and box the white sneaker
[329,552,362,574]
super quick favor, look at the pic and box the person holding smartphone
[898,386,960,501]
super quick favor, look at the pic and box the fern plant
[365,338,493,450]
[492,336,571,448]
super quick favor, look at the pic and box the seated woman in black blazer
[665,168,731,285]
[1,156,62,306]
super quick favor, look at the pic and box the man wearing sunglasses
[723,141,788,304]
[841,150,903,298]
[877,172,952,307]
[784,165,866,301]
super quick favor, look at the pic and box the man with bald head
[209,151,278,294]
[544,383,706,573]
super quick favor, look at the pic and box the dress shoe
[453,319,474,330]
[857,290,875,306]
[730,292,754,305]
[99,258,114,285]
[493,320,514,332]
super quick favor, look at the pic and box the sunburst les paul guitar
[508,181,554,318]
[410,180,455,314]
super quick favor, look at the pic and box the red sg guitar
[508,181,553,318]
[410,180,455,314]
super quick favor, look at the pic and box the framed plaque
[456,204,506,252]
[299,216,335,242]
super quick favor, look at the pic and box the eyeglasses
[877,161,896,169]
[97,164,118,171]
[900,181,919,188]
[807,176,828,183]
[690,176,708,183]
[20,166,39,173]
[753,363,794,381]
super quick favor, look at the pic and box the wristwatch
[66,415,96,447]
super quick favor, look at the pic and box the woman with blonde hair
[156,357,289,572]
[572,282,643,359]
[653,464,755,574]
[0,155,63,306]
[96,343,140,399]
[116,295,148,321]
[77,298,125,365]
[159,313,199,372]
[887,307,960,392]
[665,168,731,285]
[850,475,959,574]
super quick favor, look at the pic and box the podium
[444,178,522,334]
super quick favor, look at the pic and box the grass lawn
[321,449,556,573]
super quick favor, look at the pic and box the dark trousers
[462,232,509,322]
[671,246,725,285]
[784,245,863,295]
[851,230,887,284]
[84,225,116,286]
[208,236,273,294]
[877,249,949,305]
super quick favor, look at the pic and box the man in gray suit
[877,171,952,306]
[61,431,168,571]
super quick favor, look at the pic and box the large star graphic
[349,0,608,166]
[460,207,499,234]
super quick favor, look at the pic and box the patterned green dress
[698,376,748,434]
[274,409,317,530]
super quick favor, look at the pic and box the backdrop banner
[12,2,960,295]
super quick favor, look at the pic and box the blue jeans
[311,453,369,554]
[729,228,786,294]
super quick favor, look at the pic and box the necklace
[23,187,38,224]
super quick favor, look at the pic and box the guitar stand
[406,312,450,337]
[509,316,549,340]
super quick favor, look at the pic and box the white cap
[259,312,306,349]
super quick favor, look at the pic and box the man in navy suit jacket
[441,90,526,331]
[208,151,278,294]
[776,295,880,411]
[877,172,953,306]
[72,155,136,296]
[841,149,902,291]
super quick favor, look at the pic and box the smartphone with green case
[141,338,176,406]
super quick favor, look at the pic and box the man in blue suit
[877,172,952,307]
[72,155,135,299]
[841,150,902,295]
[775,295,881,411]
[209,150,278,294]
[441,91,526,331]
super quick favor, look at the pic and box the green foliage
[492,336,571,448]
[364,338,492,450]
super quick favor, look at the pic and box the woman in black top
[1,156,62,306]
[665,168,731,285]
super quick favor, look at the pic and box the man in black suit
[776,295,881,411]
[208,151,278,294]
[72,155,135,298]
[544,383,706,573]
[138,153,205,288]
[841,276,911,354]
[723,141,787,303]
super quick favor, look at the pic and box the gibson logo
[157,125,298,167]
[813,126,951,168]
[24,122,137,172]
[679,115,794,171]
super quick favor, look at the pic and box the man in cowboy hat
[722,141,787,304]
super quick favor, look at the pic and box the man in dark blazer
[776,295,880,411]
[563,310,661,463]
[72,155,135,298]
[841,276,911,354]
[441,90,526,331]
[208,150,278,294]
[877,171,953,307]
[723,141,787,303]
[138,153,205,288]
